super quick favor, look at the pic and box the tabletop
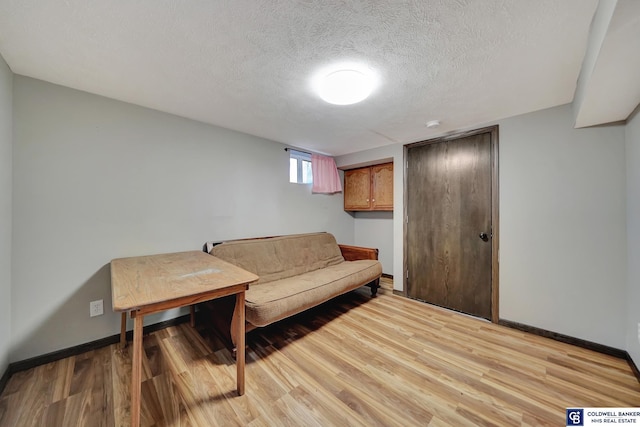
[111,250,259,312]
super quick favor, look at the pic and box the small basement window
[289,149,313,184]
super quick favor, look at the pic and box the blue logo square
[566,409,584,426]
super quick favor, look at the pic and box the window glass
[289,158,298,182]
[302,160,312,184]
[289,149,313,184]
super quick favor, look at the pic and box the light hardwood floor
[1,280,639,426]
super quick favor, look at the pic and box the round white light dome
[317,69,375,105]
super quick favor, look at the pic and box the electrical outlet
[90,299,104,317]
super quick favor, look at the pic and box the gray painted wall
[354,211,393,275]
[499,104,627,349]
[11,76,354,361]
[336,144,404,283]
[0,55,12,375]
[339,104,628,350]
[626,107,640,368]
[5,74,635,362]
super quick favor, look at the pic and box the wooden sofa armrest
[338,244,379,261]
[339,244,381,297]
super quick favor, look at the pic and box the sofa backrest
[209,232,344,284]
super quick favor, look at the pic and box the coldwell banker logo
[566,407,640,425]
[567,409,584,426]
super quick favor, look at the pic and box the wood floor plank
[89,346,114,427]
[290,324,438,425]
[69,357,94,396]
[173,370,219,427]
[1,283,638,426]
[51,357,75,403]
[253,338,372,427]
[61,389,92,427]
[271,337,401,427]
[11,364,58,427]
[40,398,66,426]
[110,344,131,426]
[0,392,21,426]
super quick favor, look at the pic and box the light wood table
[110,251,258,427]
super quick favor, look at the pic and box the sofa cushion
[210,232,344,285]
[245,259,382,327]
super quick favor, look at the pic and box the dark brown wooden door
[407,132,493,319]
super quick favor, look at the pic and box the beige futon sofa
[202,232,382,349]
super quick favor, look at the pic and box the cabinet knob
[366,199,369,202]
[372,199,375,202]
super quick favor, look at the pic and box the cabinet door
[371,163,393,210]
[344,168,371,210]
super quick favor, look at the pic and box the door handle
[479,232,489,242]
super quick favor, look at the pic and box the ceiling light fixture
[315,66,377,106]
[426,120,441,128]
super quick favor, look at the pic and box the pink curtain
[311,154,342,194]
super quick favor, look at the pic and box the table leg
[234,291,246,395]
[120,312,127,348]
[130,313,143,427]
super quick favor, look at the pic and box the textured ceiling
[0,0,600,155]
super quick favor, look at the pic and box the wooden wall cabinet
[344,163,393,211]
